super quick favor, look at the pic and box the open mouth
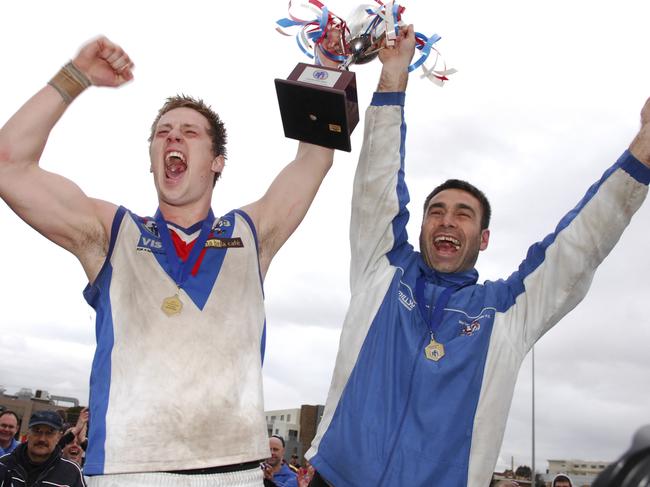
[165,151,187,180]
[433,235,461,252]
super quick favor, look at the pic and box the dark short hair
[553,474,571,485]
[271,434,285,447]
[148,94,228,184]
[423,179,491,230]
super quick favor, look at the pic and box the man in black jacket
[0,411,85,487]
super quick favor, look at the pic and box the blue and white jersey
[306,92,650,486]
[82,207,268,475]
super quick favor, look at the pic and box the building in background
[541,458,611,486]
[265,404,324,462]
[0,386,79,438]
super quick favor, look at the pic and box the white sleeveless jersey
[82,207,268,475]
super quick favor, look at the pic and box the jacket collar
[418,257,479,288]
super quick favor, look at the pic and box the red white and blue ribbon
[276,0,349,64]
[276,0,456,85]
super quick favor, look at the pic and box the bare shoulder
[91,198,119,236]
[76,198,119,282]
[238,200,274,278]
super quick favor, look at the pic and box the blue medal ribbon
[415,277,461,342]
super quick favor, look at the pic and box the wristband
[48,61,91,104]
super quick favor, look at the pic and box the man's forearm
[629,97,650,168]
[377,66,409,93]
[630,125,650,167]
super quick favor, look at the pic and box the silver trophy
[275,1,450,151]
[337,4,389,69]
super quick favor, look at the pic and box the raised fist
[72,36,134,87]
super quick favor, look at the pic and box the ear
[211,154,225,174]
[479,229,490,251]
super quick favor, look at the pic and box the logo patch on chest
[459,320,481,336]
[137,236,164,253]
[212,219,231,230]
[204,237,244,249]
[143,220,160,237]
[458,311,492,337]
[398,280,416,311]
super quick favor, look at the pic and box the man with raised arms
[0,36,334,486]
[306,26,650,486]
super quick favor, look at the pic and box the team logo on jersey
[137,235,164,253]
[458,311,493,336]
[143,219,160,237]
[211,218,231,235]
[459,319,481,336]
[204,237,244,249]
[398,280,416,311]
[212,219,231,230]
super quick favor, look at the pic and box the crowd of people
[1,411,324,487]
[0,409,88,486]
[1,412,585,487]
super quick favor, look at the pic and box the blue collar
[418,258,479,288]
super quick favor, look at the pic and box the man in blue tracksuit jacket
[306,26,650,487]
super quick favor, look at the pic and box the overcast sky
[1,0,649,475]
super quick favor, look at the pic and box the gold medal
[161,293,183,316]
[424,335,445,361]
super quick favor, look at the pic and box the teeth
[434,235,461,247]
[165,151,186,164]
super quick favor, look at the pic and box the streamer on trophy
[276,0,457,86]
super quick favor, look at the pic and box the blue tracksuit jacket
[306,92,650,486]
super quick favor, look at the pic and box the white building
[543,458,611,486]
[265,408,301,458]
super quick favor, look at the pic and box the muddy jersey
[83,207,268,475]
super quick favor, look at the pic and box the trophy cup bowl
[349,34,377,64]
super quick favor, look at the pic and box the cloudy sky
[1,0,649,474]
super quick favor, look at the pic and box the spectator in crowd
[264,435,297,487]
[62,435,85,468]
[0,410,85,486]
[0,411,20,455]
[59,408,89,467]
[552,473,573,487]
[297,460,316,487]
[288,454,300,472]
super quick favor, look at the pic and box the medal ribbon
[415,277,465,341]
[154,209,215,290]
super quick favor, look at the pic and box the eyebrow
[157,123,203,131]
[456,203,476,214]
[428,202,477,214]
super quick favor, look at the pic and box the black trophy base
[275,63,359,152]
